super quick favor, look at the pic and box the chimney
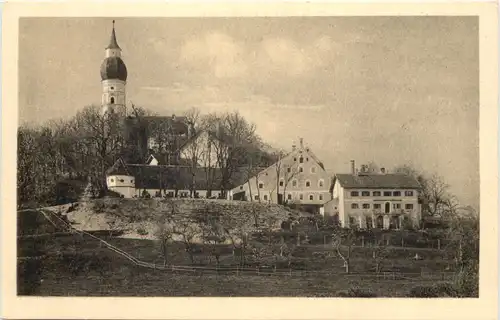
[350,160,355,175]
[380,167,386,174]
[299,138,304,148]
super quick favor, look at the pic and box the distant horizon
[18,17,479,210]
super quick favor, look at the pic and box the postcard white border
[1,2,498,320]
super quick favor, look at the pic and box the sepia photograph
[2,1,498,320]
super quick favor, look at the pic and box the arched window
[110,97,115,104]
[311,167,316,173]
[305,180,311,187]
[299,166,304,173]
[309,194,314,201]
[299,156,304,163]
[318,179,324,187]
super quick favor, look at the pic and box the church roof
[100,56,128,81]
[106,20,121,50]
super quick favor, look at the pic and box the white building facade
[332,169,422,229]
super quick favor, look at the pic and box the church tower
[100,20,128,116]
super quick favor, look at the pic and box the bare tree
[331,227,357,273]
[372,239,391,273]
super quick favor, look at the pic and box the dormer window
[299,157,304,163]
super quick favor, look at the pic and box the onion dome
[100,56,128,81]
[100,20,127,81]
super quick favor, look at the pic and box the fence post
[401,238,404,247]
[438,239,441,250]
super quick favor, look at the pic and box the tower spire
[106,19,121,50]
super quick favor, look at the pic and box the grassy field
[18,230,456,297]
[17,207,464,297]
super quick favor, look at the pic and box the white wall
[338,187,420,229]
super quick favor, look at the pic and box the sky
[18,17,479,209]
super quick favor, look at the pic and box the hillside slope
[46,198,295,242]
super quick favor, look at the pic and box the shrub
[336,288,377,297]
[137,228,149,236]
[407,283,458,297]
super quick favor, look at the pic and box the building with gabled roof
[229,138,332,213]
[106,158,252,199]
[330,160,422,229]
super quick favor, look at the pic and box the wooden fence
[16,208,457,283]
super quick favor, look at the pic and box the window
[258,183,264,189]
[294,157,297,161]
[383,191,392,196]
[110,86,114,90]
[318,179,324,187]
[119,179,124,183]
[306,157,309,161]
[299,157,304,163]
[299,194,304,200]
[110,178,114,183]
[311,167,316,173]
[405,191,414,196]
[405,204,414,210]
[374,203,381,209]
[373,191,381,196]
[240,186,243,190]
[393,203,401,209]
[254,195,259,200]
[264,195,268,201]
[299,166,304,173]
[393,191,401,196]
[292,180,298,187]
[131,179,134,183]
[361,191,370,196]
[351,203,359,209]
[351,191,359,197]
[110,97,115,104]
[287,167,291,173]
[279,179,284,187]
[305,180,311,187]
[309,195,314,201]
[319,194,323,201]
[287,194,292,200]
[363,203,370,209]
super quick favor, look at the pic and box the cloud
[170,32,341,80]
[179,32,247,78]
